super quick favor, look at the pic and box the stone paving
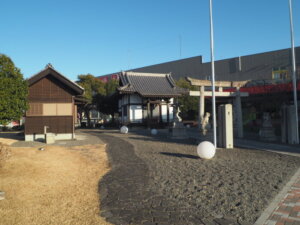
[254,168,300,225]
[97,130,300,225]
[92,131,252,225]
[188,129,300,224]
[98,133,199,225]
[265,182,300,224]
[233,138,300,225]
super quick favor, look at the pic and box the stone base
[0,191,5,200]
[45,133,55,144]
[25,133,75,142]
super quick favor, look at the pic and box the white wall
[161,105,167,122]
[153,105,160,118]
[130,105,143,123]
[119,95,175,124]
[161,104,174,121]
[169,105,174,120]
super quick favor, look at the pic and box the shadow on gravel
[160,152,199,159]
[81,128,200,146]
[128,136,198,146]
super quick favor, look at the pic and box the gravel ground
[89,130,300,224]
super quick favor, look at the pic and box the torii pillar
[186,77,247,139]
[234,87,243,138]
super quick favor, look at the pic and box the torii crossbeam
[186,77,249,138]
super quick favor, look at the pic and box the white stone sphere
[120,126,128,134]
[151,129,158,135]
[197,141,216,159]
[186,124,191,128]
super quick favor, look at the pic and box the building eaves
[28,64,84,95]
[118,71,188,98]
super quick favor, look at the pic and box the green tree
[176,78,198,120]
[104,79,119,95]
[76,74,105,127]
[94,79,119,123]
[0,54,28,125]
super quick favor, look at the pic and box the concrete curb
[254,166,300,225]
[0,191,5,200]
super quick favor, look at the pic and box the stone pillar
[198,86,205,129]
[281,105,299,144]
[218,104,233,149]
[287,105,298,144]
[234,89,243,138]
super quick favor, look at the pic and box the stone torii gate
[186,77,249,138]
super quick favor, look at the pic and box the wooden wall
[25,116,73,134]
[29,76,74,103]
[26,75,75,135]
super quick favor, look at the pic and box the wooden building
[25,64,84,141]
[118,71,187,127]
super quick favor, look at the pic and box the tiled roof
[28,64,84,95]
[118,71,187,97]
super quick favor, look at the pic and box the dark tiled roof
[28,64,84,95]
[118,71,187,97]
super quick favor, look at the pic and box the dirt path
[0,142,111,225]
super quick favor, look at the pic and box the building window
[27,103,72,116]
[272,67,289,80]
[27,103,43,116]
[56,104,72,116]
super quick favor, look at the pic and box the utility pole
[209,0,217,147]
[288,0,299,144]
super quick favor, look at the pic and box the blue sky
[1,0,300,81]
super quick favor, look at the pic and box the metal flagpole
[288,0,299,144]
[209,0,217,147]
